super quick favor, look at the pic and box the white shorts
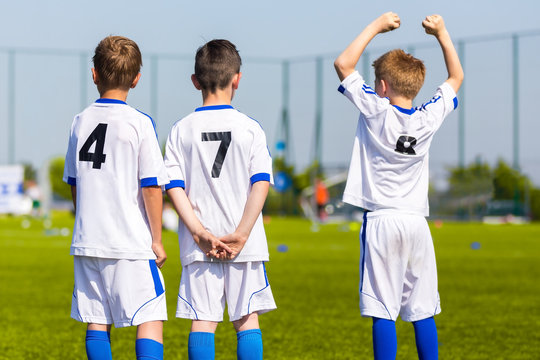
[71,256,167,328]
[177,261,276,322]
[359,210,440,322]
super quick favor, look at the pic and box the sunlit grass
[0,213,538,359]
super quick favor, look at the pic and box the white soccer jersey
[63,98,169,259]
[164,105,273,266]
[339,71,457,216]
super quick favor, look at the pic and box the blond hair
[372,49,425,99]
[93,36,142,90]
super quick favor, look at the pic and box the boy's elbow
[447,72,464,94]
[455,70,464,87]
[334,58,351,81]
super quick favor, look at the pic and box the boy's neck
[99,89,130,102]
[202,88,234,107]
[388,95,413,109]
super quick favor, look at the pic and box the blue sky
[1,0,540,185]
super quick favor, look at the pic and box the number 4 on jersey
[202,131,232,178]
[79,123,108,169]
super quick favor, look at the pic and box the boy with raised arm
[63,36,169,360]
[164,39,276,360]
[334,13,463,359]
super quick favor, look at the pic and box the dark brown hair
[372,49,425,99]
[194,39,242,93]
[93,36,142,90]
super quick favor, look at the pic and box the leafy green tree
[48,157,71,200]
[23,163,37,182]
[442,159,493,219]
[447,159,493,198]
[492,160,528,201]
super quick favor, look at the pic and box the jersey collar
[195,104,234,112]
[96,98,127,105]
[392,105,416,115]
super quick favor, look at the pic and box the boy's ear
[381,79,388,94]
[378,78,388,96]
[191,74,202,90]
[130,73,141,89]
[91,68,99,85]
[232,72,242,90]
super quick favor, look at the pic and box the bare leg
[191,320,219,333]
[188,320,218,359]
[137,320,164,342]
[136,321,164,360]
[234,314,263,360]
[232,313,259,332]
[86,323,112,360]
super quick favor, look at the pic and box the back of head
[373,49,425,99]
[93,36,142,91]
[194,39,242,93]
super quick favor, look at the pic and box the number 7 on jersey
[201,131,231,178]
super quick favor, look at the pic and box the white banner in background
[0,165,28,214]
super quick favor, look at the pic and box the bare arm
[220,180,269,259]
[142,185,167,268]
[70,185,77,210]
[334,12,400,82]
[422,15,464,93]
[166,187,232,259]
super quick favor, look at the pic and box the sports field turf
[1,212,539,359]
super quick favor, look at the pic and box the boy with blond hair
[164,39,276,360]
[334,13,463,359]
[63,35,168,360]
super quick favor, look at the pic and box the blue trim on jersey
[393,105,416,115]
[95,98,127,105]
[360,211,368,292]
[178,295,199,320]
[338,85,346,94]
[136,109,158,138]
[149,260,165,297]
[67,176,76,186]
[250,173,271,185]
[247,262,270,314]
[140,177,159,187]
[362,84,377,95]
[418,95,442,111]
[195,105,234,112]
[165,179,185,190]
[453,97,458,110]
[246,115,273,158]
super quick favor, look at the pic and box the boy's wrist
[367,21,384,35]
[434,28,449,39]
[192,227,206,242]
[234,230,249,244]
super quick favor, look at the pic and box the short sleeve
[418,82,458,131]
[163,125,186,190]
[249,125,273,185]
[138,117,169,187]
[337,71,389,117]
[62,119,77,186]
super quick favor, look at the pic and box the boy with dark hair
[334,13,463,359]
[63,35,168,360]
[164,39,276,360]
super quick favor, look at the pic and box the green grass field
[1,212,539,359]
